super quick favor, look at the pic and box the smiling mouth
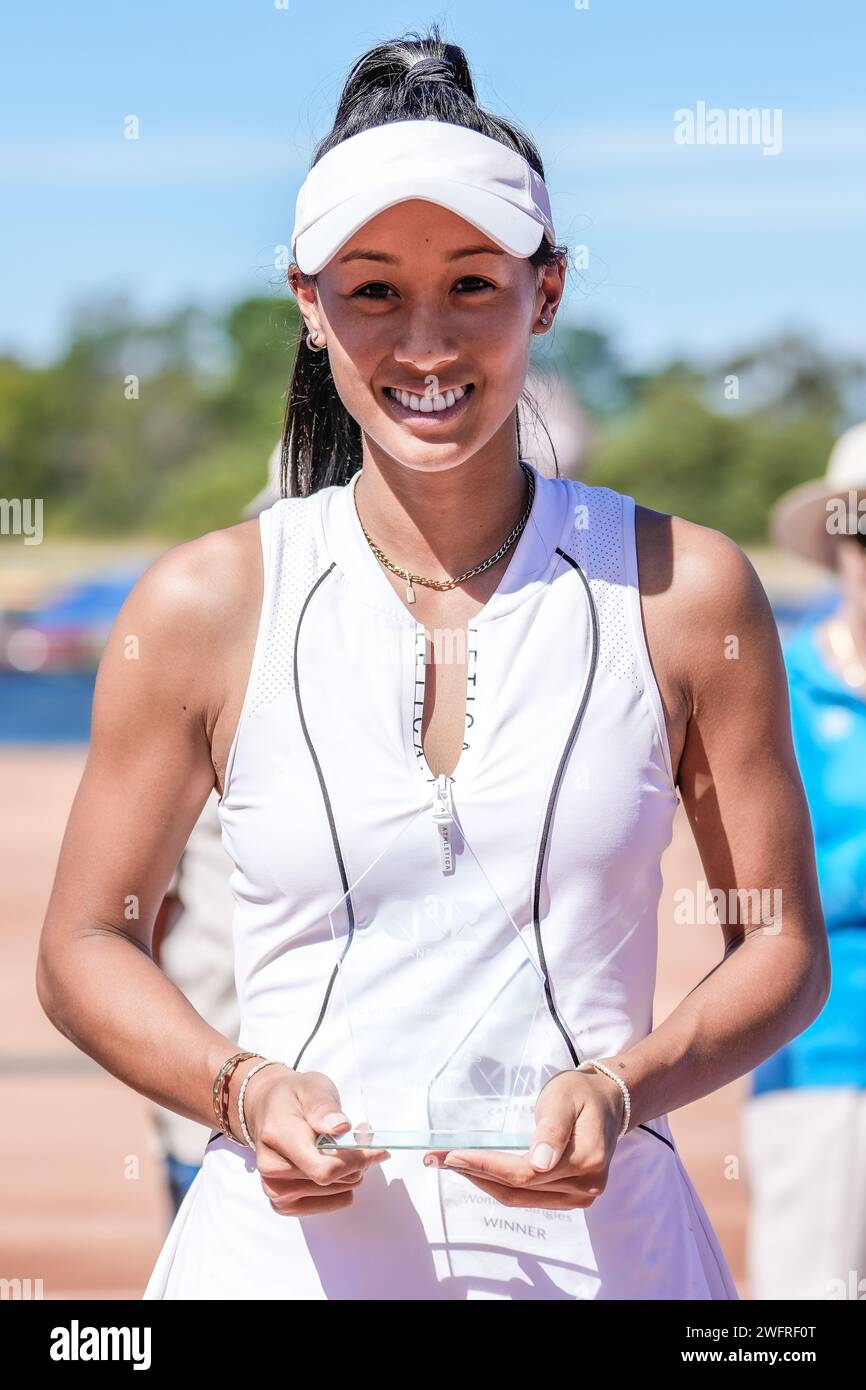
[383,383,474,416]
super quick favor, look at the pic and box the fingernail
[423,1155,437,1167]
[443,1155,468,1168]
[531,1143,555,1170]
[324,1112,350,1129]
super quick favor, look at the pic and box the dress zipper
[430,772,454,874]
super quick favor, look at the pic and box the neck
[354,447,531,579]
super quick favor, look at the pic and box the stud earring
[306,329,327,352]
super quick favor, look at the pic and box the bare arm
[37,520,391,1205]
[35,522,262,1135]
[607,521,831,1132]
[151,892,183,969]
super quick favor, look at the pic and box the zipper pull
[431,773,453,824]
[431,773,454,873]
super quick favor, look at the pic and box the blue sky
[2,0,864,371]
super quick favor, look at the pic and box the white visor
[291,119,556,275]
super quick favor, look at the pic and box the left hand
[423,1067,625,1210]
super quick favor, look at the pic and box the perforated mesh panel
[566,481,643,693]
[249,497,326,716]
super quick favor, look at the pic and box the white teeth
[389,384,470,412]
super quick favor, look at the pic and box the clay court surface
[1,744,749,1299]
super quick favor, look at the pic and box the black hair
[280,23,568,497]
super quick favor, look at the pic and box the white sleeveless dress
[142,460,739,1300]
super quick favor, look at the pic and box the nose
[390,303,460,377]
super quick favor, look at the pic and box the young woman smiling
[37,28,829,1300]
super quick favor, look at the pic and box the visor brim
[293,179,551,274]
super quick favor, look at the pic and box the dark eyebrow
[337,244,505,266]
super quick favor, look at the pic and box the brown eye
[353,283,393,299]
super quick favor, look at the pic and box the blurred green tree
[572,330,863,543]
[0,294,299,538]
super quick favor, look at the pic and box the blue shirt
[750,612,866,1094]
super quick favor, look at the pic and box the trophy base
[315,1129,535,1153]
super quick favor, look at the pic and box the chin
[370,432,475,475]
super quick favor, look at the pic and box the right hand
[240,1065,390,1216]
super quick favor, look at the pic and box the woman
[744,424,866,1299]
[36,29,828,1300]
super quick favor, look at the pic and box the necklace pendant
[406,580,416,604]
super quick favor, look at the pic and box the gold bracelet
[212,1050,263,1140]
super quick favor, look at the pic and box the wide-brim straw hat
[770,421,866,570]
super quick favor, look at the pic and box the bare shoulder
[637,502,777,655]
[115,517,262,654]
[635,504,766,607]
[633,504,783,777]
[129,516,260,619]
[97,516,264,741]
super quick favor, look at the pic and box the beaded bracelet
[237,1058,288,1148]
[577,1058,631,1140]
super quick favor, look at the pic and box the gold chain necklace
[354,461,535,604]
[825,615,866,690]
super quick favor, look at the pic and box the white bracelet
[577,1058,631,1140]
[237,1058,285,1148]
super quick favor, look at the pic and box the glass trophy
[314,777,576,1152]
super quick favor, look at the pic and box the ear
[288,265,323,340]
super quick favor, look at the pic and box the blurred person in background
[149,442,282,1218]
[744,422,866,1299]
